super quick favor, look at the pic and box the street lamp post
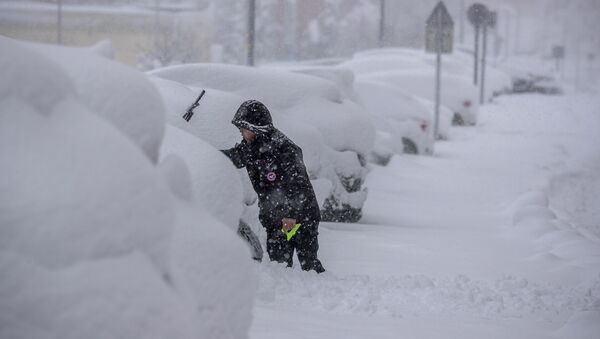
[247,0,256,66]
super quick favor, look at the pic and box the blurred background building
[0,0,598,75]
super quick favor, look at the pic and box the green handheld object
[281,223,301,241]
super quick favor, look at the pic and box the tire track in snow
[257,264,600,321]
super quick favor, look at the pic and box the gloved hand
[281,218,301,241]
[282,218,297,231]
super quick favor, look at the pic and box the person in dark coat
[221,100,325,273]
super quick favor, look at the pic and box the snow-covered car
[262,63,359,102]
[149,63,376,222]
[354,79,452,163]
[356,69,479,126]
[1,37,255,339]
[499,56,563,95]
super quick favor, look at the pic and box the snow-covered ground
[249,90,600,339]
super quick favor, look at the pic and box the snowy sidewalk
[250,92,600,339]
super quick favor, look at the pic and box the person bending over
[222,100,325,273]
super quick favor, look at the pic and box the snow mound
[159,154,194,201]
[169,202,257,339]
[556,310,600,339]
[0,252,199,339]
[26,40,165,163]
[149,63,342,108]
[509,190,600,265]
[160,125,244,228]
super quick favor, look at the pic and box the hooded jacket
[222,100,321,230]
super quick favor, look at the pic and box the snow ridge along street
[250,91,600,339]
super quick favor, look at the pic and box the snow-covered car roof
[262,63,358,101]
[355,79,437,122]
[149,63,342,108]
[24,41,166,163]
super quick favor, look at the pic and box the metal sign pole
[459,0,465,44]
[473,26,479,85]
[434,12,442,140]
[468,3,489,87]
[426,1,453,139]
[480,23,487,104]
[435,51,441,140]
[504,9,510,59]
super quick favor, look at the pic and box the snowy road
[250,91,600,339]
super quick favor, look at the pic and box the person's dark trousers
[265,222,325,273]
